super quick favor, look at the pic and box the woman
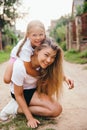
[0,38,74,128]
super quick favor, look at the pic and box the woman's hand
[64,76,74,89]
[27,117,40,128]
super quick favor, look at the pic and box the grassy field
[0,114,57,130]
[0,51,10,63]
[64,49,87,64]
[0,45,13,63]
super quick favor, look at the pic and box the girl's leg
[29,91,62,117]
[3,58,15,84]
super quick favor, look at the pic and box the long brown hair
[16,20,45,57]
[35,38,64,98]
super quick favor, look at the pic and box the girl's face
[28,26,45,48]
[37,47,57,69]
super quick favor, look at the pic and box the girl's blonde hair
[35,38,64,99]
[16,20,45,56]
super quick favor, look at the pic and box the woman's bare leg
[29,91,62,117]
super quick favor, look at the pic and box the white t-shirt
[10,58,37,94]
[11,38,34,62]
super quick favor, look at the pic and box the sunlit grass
[0,51,10,63]
[0,45,14,63]
[0,114,57,130]
[64,49,87,64]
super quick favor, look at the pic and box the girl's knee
[3,76,11,84]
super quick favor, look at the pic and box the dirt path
[0,61,87,130]
[0,62,11,109]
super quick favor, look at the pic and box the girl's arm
[63,75,74,89]
[3,61,14,84]
[14,84,40,128]
[24,62,40,77]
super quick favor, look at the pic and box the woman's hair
[16,20,45,57]
[35,38,64,98]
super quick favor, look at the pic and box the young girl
[0,38,74,128]
[4,20,46,83]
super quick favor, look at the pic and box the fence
[81,13,87,40]
[72,13,87,41]
[66,13,87,51]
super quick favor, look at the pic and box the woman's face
[28,26,45,48]
[37,47,57,69]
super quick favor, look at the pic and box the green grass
[0,45,14,63]
[0,114,57,130]
[0,51,10,63]
[64,49,87,64]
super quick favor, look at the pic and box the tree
[50,15,70,43]
[0,0,21,29]
[0,0,20,50]
[83,1,87,13]
[76,5,83,16]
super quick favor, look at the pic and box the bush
[79,50,87,58]
[4,45,13,52]
[64,49,87,64]
[83,1,87,13]
[67,49,77,54]
[60,41,66,51]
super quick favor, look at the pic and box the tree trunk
[0,29,2,50]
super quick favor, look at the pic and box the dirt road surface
[0,61,87,130]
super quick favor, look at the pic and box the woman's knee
[40,94,62,117]
[50,103,62,117]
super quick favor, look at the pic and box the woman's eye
[52,56,56,59]
[33,34,36,37]
[45,54,48,57]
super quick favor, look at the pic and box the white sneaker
[0,99,18,121]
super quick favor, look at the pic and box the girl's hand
[64,76,74,89]
[27,117,40,128]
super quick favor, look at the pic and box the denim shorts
[11,88,36,106]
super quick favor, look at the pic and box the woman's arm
[14,84,40,128]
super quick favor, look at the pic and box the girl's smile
[28,26,45,48]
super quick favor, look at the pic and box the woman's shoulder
[13,58,25,72]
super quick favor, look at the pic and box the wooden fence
[81,13,87,40]
[66,13,87,51]
[72,13,87,41]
